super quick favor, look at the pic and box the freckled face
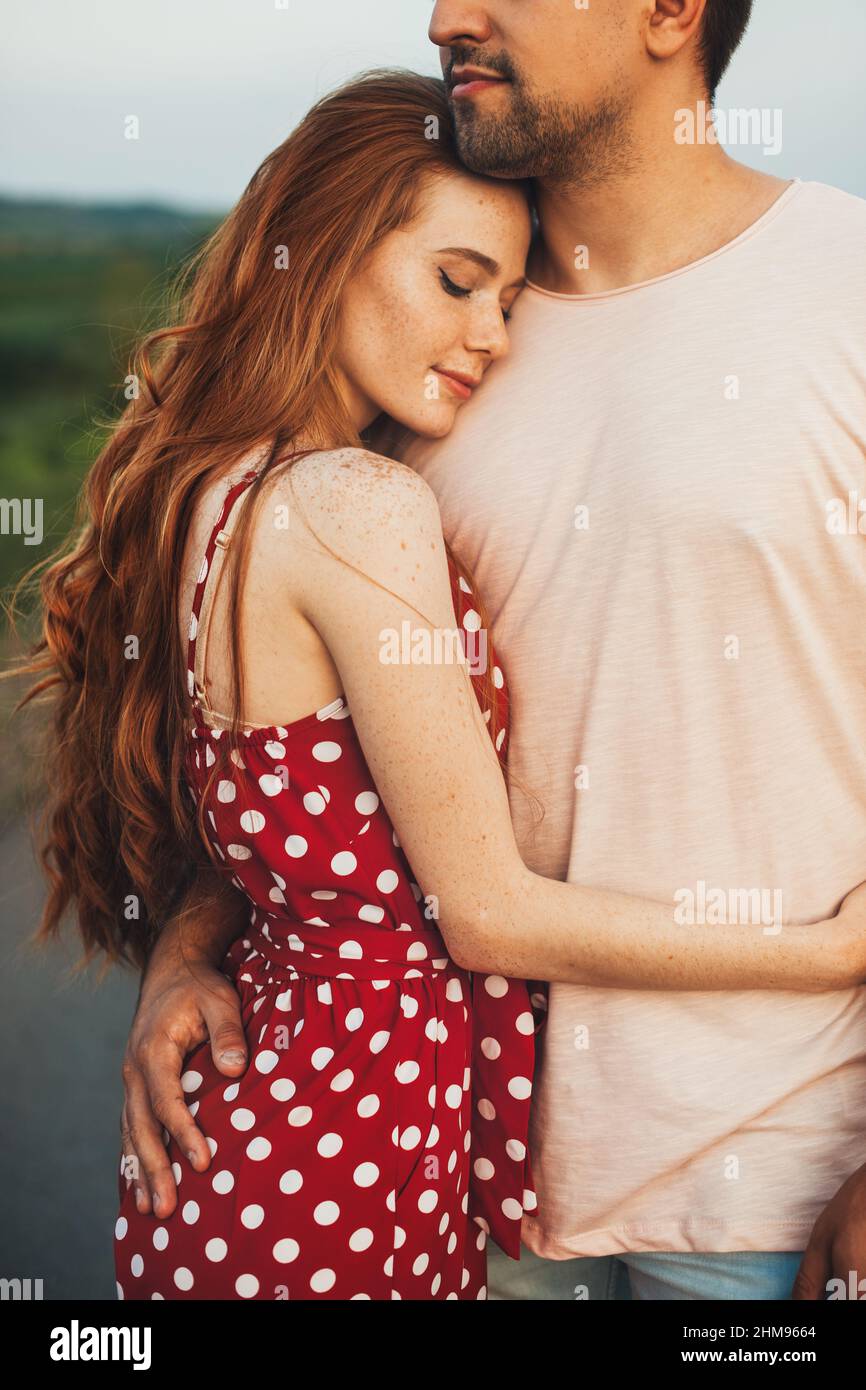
[334,171,530,438]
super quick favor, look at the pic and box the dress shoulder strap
[185,464,262,726]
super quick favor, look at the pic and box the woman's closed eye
[438,267,471,299]
[438,267,513,322]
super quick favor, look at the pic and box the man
[122,0,866,1300]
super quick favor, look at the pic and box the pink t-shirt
[398,180,866,1256]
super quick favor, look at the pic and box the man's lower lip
[437,372,472,400]
[451,79,508,99]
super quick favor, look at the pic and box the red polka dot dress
[114,461,539,1301]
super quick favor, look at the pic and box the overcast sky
[3,0,865,210]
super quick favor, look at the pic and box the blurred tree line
[0,196,218,591]
[0,197,218,817]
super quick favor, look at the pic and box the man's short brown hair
[699,0,754,99]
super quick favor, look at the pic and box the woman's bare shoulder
[254,446,448,619]
[266,446,442,557]
[278,446,435,507]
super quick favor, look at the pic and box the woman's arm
[283,450,864,994]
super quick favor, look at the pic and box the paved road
[0,821,139,1299]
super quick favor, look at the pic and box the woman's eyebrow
[436,246,526,289]
[436,245,500,275]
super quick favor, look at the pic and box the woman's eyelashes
[438,267,471,299]
[438,267,513,323]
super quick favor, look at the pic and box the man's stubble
[450,81,637,192]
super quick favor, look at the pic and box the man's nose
[429,2,492,49]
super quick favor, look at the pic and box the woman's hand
[120,872,248,1220]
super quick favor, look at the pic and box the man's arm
[119,867,248,1220]
[793,1163,866,1300]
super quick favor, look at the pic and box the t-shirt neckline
[524,178,804,302]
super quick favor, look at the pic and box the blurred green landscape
[0,196,220,818]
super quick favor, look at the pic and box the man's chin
[451,114,531,180]
[454,139,533,181]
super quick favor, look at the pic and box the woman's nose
[469,308,510,361]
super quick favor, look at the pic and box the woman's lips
[435,370,474,401]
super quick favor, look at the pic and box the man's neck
[526,93,792,296]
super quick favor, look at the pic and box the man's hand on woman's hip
[119,871,248,1219]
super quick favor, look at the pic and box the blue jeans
[487,1242,804,1300]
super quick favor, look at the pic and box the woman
[14,71,866,1301]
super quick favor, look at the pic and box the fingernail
[220,1050,245,1065]
[151,1190,161,1213]
[187,1149,198,1166]
[135,1186,147,1212]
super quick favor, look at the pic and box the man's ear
[645,0,707,65]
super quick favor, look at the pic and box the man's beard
[451,82,634,189]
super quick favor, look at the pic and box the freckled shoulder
[274,446,434,506]
[262,447,443,568]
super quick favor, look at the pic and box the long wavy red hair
[5,69,528,972]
